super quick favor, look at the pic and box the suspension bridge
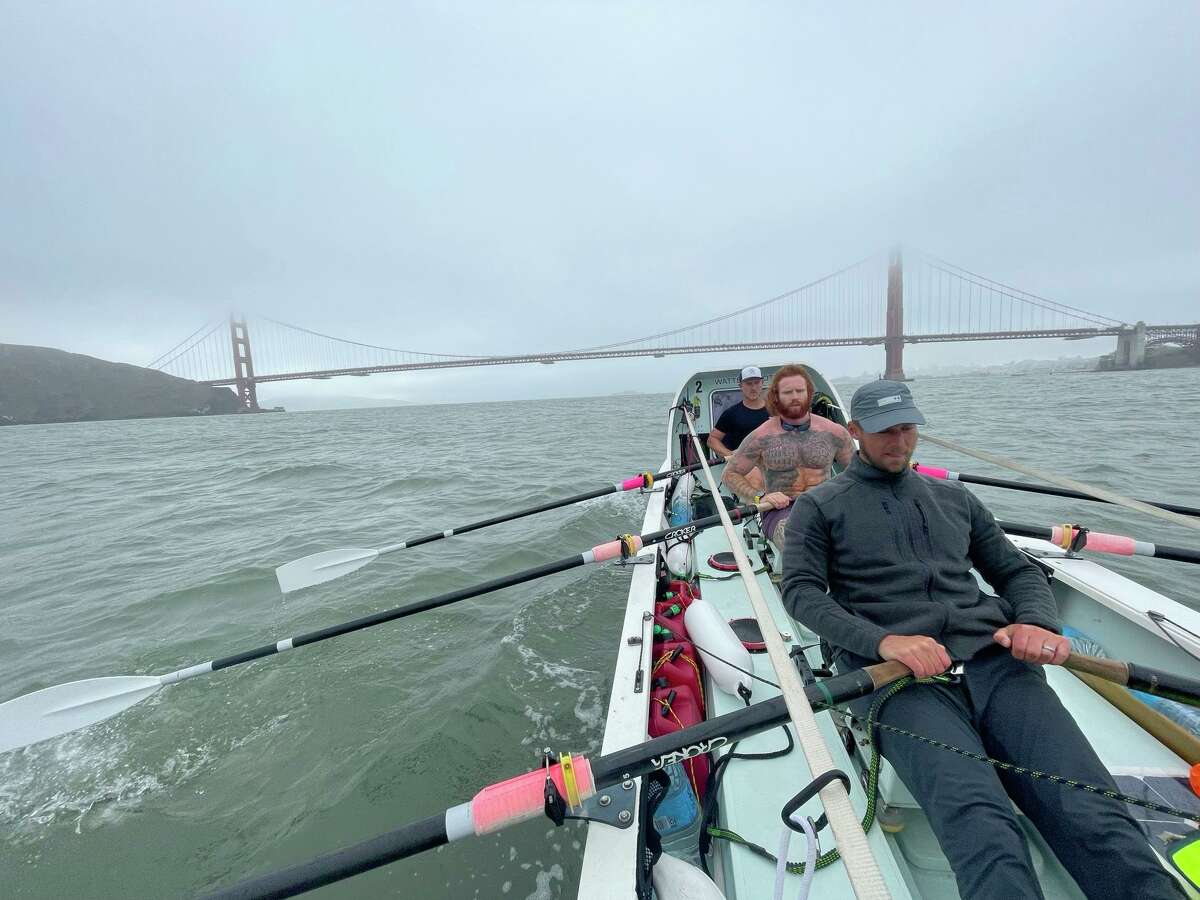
[149,248,1198,411]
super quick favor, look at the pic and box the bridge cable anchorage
[678,404,893,899]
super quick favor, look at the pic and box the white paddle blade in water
[0,676,162,753]
[274,547,380,594]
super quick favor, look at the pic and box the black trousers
[845,645,1185,900]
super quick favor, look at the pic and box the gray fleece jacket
[781,455,1059,663]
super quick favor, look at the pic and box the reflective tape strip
[581,550,595,564]
[1135,540,1157,556]
[276,638,294,652]
[443,530,454,538]
[159,661,214,685]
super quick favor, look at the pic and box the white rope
[774,814,818,900]
[921,433,1200,534]
[679,406,891,899]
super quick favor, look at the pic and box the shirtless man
[721,364,853,546]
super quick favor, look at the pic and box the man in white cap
[707,365,770,461]
[782,380,1185,900]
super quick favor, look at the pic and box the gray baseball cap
[850,380,927,433]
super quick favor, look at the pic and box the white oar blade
[0,676,162,753]
[275,547,380,594]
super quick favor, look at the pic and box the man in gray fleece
[782,380,1184,900]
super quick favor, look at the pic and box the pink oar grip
[591,536,643,562]
[470,758,595,835]
[914,463,950,480]
[1082,530,1137,556]
[620,475,644,491]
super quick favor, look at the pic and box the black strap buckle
[543,750,566,826]
[1068,526,1089,554]
[781,769,851,835]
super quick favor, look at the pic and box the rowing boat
[578,364,1200,899]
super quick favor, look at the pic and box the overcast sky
[2,2,1197,406]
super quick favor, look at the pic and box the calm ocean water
[2,368,1198,898]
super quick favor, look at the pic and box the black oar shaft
[212,506,752,675]
[948,470,1200,518]
[208,813,447,900]
[203,661,901,900]
[393,461,711,552]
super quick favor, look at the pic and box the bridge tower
[1113,321,1147,369]
[883,247,908,381]
[229,317,261,411]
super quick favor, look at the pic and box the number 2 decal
[695,379,702,393]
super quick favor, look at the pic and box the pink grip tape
[471,757,595,835]
[1082,530,1136,556]
[620,475,644,491]
[914,464,950,480]
[591,536,644,562]
[1049,526,1136,556]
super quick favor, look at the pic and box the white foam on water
[0,707,292,843]
[524,863,564,900]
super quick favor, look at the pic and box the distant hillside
[0,344,241,425]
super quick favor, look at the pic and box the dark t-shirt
[713,402,770,451]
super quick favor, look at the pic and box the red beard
[781,399,811,420]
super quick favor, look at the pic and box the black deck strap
[780,769,852,835]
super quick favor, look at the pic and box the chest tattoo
[760,431,842,472]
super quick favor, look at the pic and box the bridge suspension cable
[904,248,1128,336]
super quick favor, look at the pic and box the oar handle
[1062,653,1130,685]
[1062,653,1200,710]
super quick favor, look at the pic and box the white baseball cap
[739,366,762,382]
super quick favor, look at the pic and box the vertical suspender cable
[679,406,892,899]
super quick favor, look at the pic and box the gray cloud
[2,2,1197,404]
